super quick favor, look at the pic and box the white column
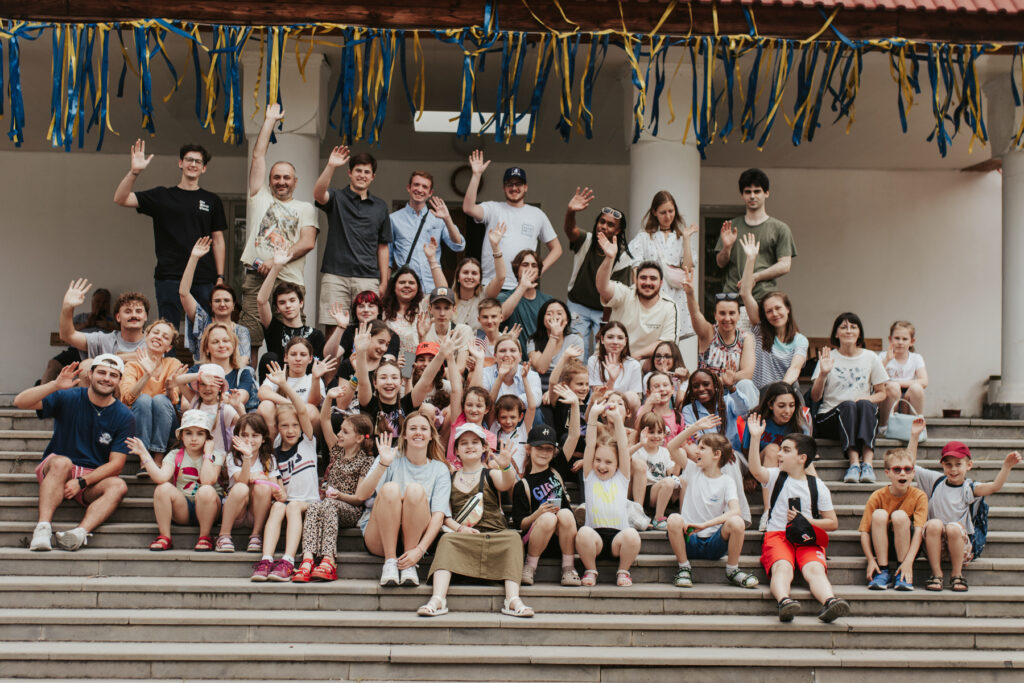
[625,61,702,368]
[242,53,329,325]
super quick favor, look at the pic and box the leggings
[814,400,878,452]
[301,498,363,558]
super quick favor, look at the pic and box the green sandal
[673,566,693,588]
[726,568,759,589]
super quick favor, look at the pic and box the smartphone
[788,497,802,512]
[401,350,416,379]
[547,496,562,509]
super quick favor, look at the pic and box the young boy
[630,412,677,529]
[909,418,1021,591]
[747,415,849,623]
[493,394,535,477]
[475,297,505,364]
[423,287,473,348]
[547,360,591,478]
[257,247,326,381]
[665,430,758,589]
[858,448,928,591]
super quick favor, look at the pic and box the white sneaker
[758,512,769,533]
[877,424,888,437]
[400,565,420,587]
[29,523,52,551]
[54,527,89,551]
[379,559,400,587]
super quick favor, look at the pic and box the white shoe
[29,523,52,551]
[54,527,89,551]
[758,512,769,533]
[400,565,420,587]
[379,559,400,587]
[877,425,888,437]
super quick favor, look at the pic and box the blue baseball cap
[503,167,527,184]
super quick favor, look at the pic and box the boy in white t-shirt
[748,415,850,623]
[665,432,758,589]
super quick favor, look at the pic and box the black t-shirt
[263,318,326,359]
[316,187,391,278]
[511,468,571,528]
[567,232,631,311]
[360,393,416,439]
[135,186,227,282]
[551,391,590,452]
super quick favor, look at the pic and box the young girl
[216,413,283,552]
[738,234,808,390]
[439,337,497,469]
[587,322,642,412]
[326,290,400,360]
[636,371,683,439]
[293,410,375,582]
[630,412,678,530]
[119,319,183,468]
[418,425,533,618]
[527,299,585,392]
[878,320,928,431]
[643,341,689,405]
[743,382,814,530]
[356,411,451,587]
[189,364,242,456]
[257,337,334,436]
[250,364,323,581]
[811,313,889,484]
[128,409,224,551]
[666,432,758,589]
[576,401,642,587]
[511,390,582,586]
[492,395,534,477]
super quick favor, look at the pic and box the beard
[636,287,658,302]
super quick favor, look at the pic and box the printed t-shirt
[584,470,629,531]
[511,468,571,528]
[38,387,135,470]
[135,186,226,282]
[242,185,319,286]
[274,433,321,503]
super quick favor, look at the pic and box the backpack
[931,476,989,558]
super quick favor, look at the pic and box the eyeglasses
[715,292,741,301]
[182,157,205,165]
[601,207,623,220]
[654,353,674,360]
[887,466,914,474]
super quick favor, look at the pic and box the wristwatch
[77,476,87,490]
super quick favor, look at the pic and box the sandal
[560,567,582,586]
[777,597,801,623]
[148,535,172,551]
[501,597,534,618]
[726,568,760,589]
[215,534,235,553]
[246,535,263,553]
[951,575,969,592]
[193,536,214,552]
[652,517,668,531]
[581,569,599,587]
[292,558,315,583]
[925,575,944,591]
[417,596,448,617]
[673,566,693,588]
[616,570,633,587]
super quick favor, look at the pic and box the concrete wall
[700,167,1003,416]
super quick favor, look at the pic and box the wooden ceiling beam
[3,1,1023,43]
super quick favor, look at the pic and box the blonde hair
[199,322,243,369]
[889,320,917,352]
[883,448,914,469]
[145,318,179,346]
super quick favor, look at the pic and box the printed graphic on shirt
[253,202,300,253]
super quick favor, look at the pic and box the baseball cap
[92,354,125,375]
[176,409,214,439]
[416,342,440,357]
[503,167,527,184]
[941,441,972,460]
[198,363,226,385]
[527,424,558,447]
[429,287,456,305]
[454,422,489,444]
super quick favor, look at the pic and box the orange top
[857,485,929,532]
[119,357,182,406]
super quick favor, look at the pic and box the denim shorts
[686,527,729,560]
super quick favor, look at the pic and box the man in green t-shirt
[715,169,797,321]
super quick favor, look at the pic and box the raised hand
[423,236,439,263]
[745,413,765,438]
[125,436,150,459]
[551,383,580,405]
[191,236,212,260]
[329,302,351,329]
[493,439,514,470]
[739,232,759,259]
[720,220,738,249]
[563,344,583,361]
[265,102,285,122]
[468,337,486,361]
[232,435,255,459]
[352,322,372,355]
[312,355,338,379]
[327,145,350,168]
[376,433,397,466]
[501,323,523,342]
[517,267,538,291]
[135,347,157,375]
[693,414,723,432]
[497,359,517,381]
[679,268,695,296]
[129,139,153,174]
[266,360,287,387]
[1005,451,1022,468]
[438,330,458,358]
[55,362,81,390]
[818,347,834,374]
[720,361,736,389]
[683,223,699,240]
[63,278,92,309]
[596,231,617,259]
[272,244,291,268]
[602,361,622,384]
[428,195,450,220]
[568,186,594,212]
[469,149,490,175]
[520,360,533,381]
[416,310,432,338]
[326,386,345,402]
[225,389,246,413]
[487,222,507,250]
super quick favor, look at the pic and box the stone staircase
[1,407,1024,681]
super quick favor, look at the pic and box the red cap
[416,341,440,357]
[941,441,972,460]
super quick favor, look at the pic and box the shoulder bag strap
[401,211,431,269]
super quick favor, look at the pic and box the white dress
[628,230,698,338]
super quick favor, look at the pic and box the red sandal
[193,536,214,552]
[149,535,172,551]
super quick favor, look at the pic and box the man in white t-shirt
[240,104,320,363]
[462,150,562,291]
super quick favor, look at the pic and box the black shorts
[594,527,621,561]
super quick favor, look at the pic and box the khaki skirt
[428,529,524,582]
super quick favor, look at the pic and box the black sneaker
[818,597,851,623]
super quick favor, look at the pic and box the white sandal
[416,596,448,617]
[501,596,534,618]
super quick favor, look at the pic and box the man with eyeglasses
[563,187,633,358]
[714,168,797,332]
[462,150,563,292]
[114,140,226,330]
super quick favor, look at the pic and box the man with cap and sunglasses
[14,355,134,552]
[462,150,562,292]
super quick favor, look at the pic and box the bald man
[239,103,320,364]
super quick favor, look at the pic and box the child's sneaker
[400,565,420,587]
[268,558,294,582]
[250,558,273,581]
[311,559,337,581]
[843,464,861,483]
[54,527,88,551]
[292,558,315,583]
[758,512,768,533]
[867,569,890,590]
[379,558,400,587]
[29,522,52,551]
[859,463,876,483]
[818,597,851,623]
[892,572,914,591]
[652,517,668,531]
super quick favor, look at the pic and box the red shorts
[35,454,94,506]
[761,531,828,575]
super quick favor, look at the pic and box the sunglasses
[600,207,623,220]
[715,292,741,301]
[887,466,913,474]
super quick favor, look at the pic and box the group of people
[19,104,1008,624]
